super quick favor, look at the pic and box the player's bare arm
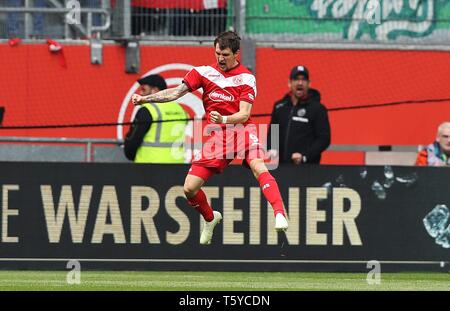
[132,83,190,106]
[210,101,252,124]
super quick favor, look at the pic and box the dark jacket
[267,88,331,164]
[123,107,152,161]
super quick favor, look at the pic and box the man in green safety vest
[124,74,190,163]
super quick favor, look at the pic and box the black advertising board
[0,162,448,271]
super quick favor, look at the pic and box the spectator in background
[415,122,450,166]
[267,65,331,165]
[124,74,191,163]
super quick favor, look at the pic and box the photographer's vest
[135,102,188,163]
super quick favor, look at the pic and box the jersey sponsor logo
[207,73,221,78]
[208,89,235,102]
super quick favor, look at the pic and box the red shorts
[191,123,266,173]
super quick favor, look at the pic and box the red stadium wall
[0,44,215,139]
[1,43,449,162]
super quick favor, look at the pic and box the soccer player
[132,31,288,244]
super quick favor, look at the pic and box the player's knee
[250,158,267,178]
[183,183,198,198]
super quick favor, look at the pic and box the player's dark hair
[214,31,241,53]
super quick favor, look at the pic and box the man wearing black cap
[268,65,331,164]
[124,74,191,163]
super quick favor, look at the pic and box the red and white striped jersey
[183,62,257,124]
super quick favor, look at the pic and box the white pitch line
[0,258,446,265]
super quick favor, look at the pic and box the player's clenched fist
[209,111,223,124]
[132,94,145,106]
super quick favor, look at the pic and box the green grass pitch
[0,271,448,291]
